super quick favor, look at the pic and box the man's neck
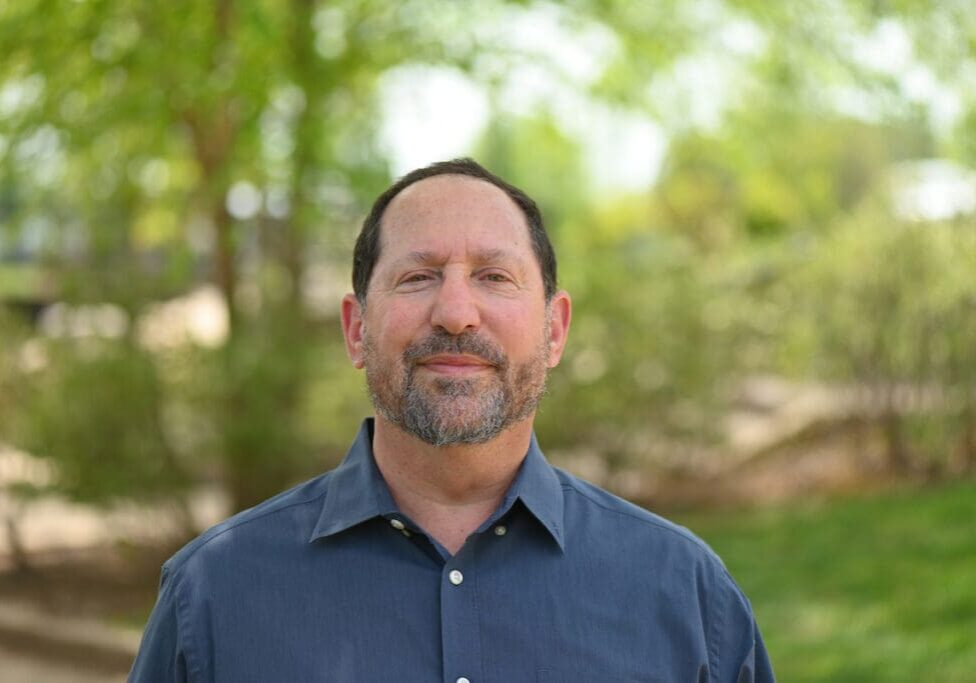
[371,416,533,556]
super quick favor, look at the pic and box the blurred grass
[675,479,976,682]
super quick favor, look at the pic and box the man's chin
[425,374,494,397]
[398,400,507,446]
[427,404,496,429]
[416,423,501,447]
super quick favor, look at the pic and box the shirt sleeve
[712,568,776,683]
[751,624,775,682]
[128,564,191,682]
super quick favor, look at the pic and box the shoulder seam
[169,481,331,570]
[560,481,716,558]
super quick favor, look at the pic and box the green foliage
[653,112,933,248]
[475,114,590,240]
[536,199,738,465]
[10,336,190,504]
[781,210,976,470]
[790,215,975,383]
[678,480,976,682]
[197,309,371,510]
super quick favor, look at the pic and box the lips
[402,330,507,371]
[417,354,495,375]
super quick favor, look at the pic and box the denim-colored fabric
[130,419,774,683]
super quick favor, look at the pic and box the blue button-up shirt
[130,419,774,682]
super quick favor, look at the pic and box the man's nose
[430,273,480,335]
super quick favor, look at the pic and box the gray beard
[392,375,511,446]
[364,329,548,447]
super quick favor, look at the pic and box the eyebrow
[394,248,527,269]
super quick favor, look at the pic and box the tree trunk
[881,411,912,473]
[212,200,237,329]
[222,0,320,514]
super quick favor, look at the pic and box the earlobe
[341,294,366,369]
[546,291,572,368]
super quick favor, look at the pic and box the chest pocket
[537,670,662,683]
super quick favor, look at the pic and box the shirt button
[493,525,507,536]
[448,569,464,585]
[389,518,405,530]
[456,678,471,683]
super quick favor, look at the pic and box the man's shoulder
[162,469,335,581]
[553,467,723,566]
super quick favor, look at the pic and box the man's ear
[341,294,366,369]
[545,290,572,368]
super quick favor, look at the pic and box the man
[130,158,774,682]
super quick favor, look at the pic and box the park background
[1,1,975,680]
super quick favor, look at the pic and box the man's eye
[401,273,433,284]
[482,272,511,283]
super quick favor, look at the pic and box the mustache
[403,330,507,368]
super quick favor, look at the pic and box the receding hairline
[378,173,532,234]
[373,172,537,262]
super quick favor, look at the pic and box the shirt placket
[439,541,483,683]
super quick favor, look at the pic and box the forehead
[378,175,532,258]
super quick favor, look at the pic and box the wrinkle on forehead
[392,247,529,271]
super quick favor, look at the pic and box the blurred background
[1,1,975,680]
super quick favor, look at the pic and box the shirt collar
[501,431,565,551]
[309,418,565,551]
[309,419,399,541]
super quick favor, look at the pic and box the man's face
[342,175,571,446]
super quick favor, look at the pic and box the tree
[785,205,976,474]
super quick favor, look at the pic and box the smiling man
[130,159,774,682]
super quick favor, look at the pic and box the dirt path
[0,643,126,683]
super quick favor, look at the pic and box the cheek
[367,302,428,349]
[486,306,548,353]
